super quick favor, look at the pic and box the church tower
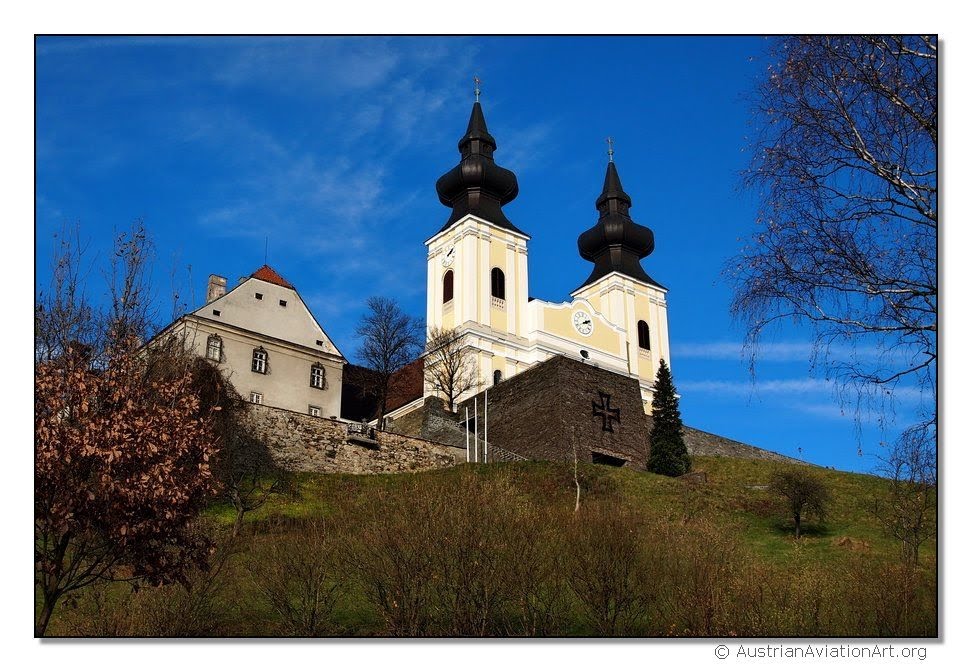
[572,146,671,410]
[424,91,531,397]
[420,93,672,416]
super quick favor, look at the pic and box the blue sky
[35,35,931,473]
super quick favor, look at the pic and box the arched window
[310,363,325,389]
[443,269,454,304]
[493,369,503,385]
[490,267,505,300]
[206,334,222,361]
[637,320,651,350]
[252,346,268,374]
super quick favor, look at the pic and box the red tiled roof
[250,265,294,289]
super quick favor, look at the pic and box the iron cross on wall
[592,391,621,432]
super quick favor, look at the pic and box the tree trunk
[377,396,387,431]
[795,512,802,540]
[232,506,246,538]
[573,444,581,513]
[35,595,56,637]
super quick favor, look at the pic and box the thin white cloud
[679,376,928,404]
[495,121,556,175]
[213,38,401,95]
[679,378,834,395]
[673,340,902,363]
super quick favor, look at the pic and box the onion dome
[577,156,663,289]
[435,100,524,236]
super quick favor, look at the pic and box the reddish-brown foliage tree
[35,223,220,636]
[35,340,219,636]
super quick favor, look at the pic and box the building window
[249,391,263,404]
[279,299,288,307]
[638,320,651,351]
[493,369,503,385]
[490,267,505,300]
[443,269,454,304]
[206,334,222,361]
[212,309,221,316]
[255,292,263,300]
[316,339,324,346]
[308,405,321,417]
[310,363,326,389]
[252,347,268,374]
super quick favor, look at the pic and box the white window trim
[252,348,268,374]
[206,335,222,361]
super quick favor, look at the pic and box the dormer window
[252,347,268,374]
[310,363,325,389]
[206,334,222,362]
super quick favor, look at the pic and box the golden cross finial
[473,75,481,103]
[607,136,615,163]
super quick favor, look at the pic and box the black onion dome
[577,161,664,289]
[435,101,524,236]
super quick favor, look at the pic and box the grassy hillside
[45,457,937,637]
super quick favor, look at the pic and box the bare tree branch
[727,36,937,439]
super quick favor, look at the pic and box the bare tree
[35,223,96,363]
[769,468,830,540]
[354,296,424,430]
[871,422,937,565]
[728,36,937,432]
[423,326,479,412]
[248,517,344,636]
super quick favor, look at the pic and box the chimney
[207,274,227,303]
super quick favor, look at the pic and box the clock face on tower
[441,247,456,267]
[572,310,594,336]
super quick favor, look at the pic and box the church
[387,92,671,423]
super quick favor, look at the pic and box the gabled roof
[250,265,294,289]
[191,265,345,360]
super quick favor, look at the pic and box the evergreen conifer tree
[647,359,691,477]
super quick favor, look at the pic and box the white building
[417,98,671,416]
[162,265,346,418]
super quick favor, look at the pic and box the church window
[443,270,454,303]
[252,347,268,374]
[638,320,651,350]
[490,268,505,300]
[493,369,503,385]
[310,363,326,389]
[206,334,222,361]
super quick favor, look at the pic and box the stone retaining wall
[248,403,461,474]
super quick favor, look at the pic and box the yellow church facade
[418,96,671,415]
